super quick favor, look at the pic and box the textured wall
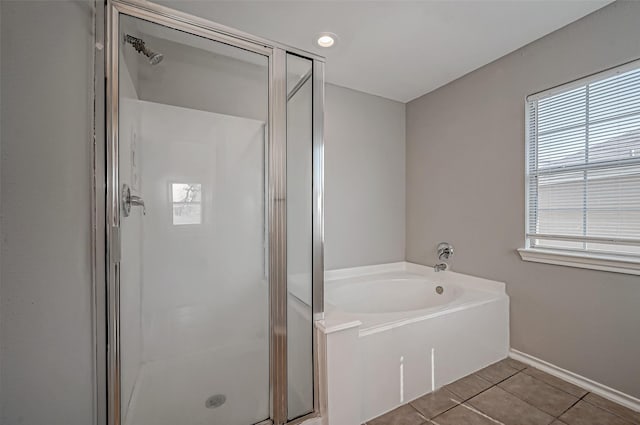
[406,1,640,398]
[325,84,406,269]
[0,1,96,423]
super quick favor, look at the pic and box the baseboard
[509,349,640,413]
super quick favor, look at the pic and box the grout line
[472,360,522,387]
[411,362,517,422]
[497,369,633,422]
[407,402,428,421]
[456,402,507,425]
[494,371,582,419]
[441,367,517,407]
[476,371,571,420]
[370,361,637,425]
[556,392,589,419]
[510,349,640,413]
[503,371,584,416]
[431,375,502,421]
[432,387,507,425]
[458,377,497,400]
[579,393,640,424]
[430,363,535,421]
[427,392,464,418]
[509,366,587,399]
[491,371,520,385]
[520,366,589,398]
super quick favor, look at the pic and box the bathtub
[317,262,509,425]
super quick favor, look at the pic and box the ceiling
[159,1,612,103]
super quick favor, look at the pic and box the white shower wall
[118,98,271,425]
[135,100,268,360]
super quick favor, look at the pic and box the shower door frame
[103,1,325,425]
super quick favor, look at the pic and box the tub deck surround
[316,262,510,425]
[365,358,640,425]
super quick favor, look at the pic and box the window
[172,183,202,225]
[523,62,640,270]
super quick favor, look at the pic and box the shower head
[124,34,164,65]
[147,51,164,66]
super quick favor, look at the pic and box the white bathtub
[327,274,459,314]
[317,262,509,425]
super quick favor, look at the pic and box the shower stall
[103,2,324,424]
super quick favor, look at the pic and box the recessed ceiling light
[316,33,337,48]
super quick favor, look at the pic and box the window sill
[517,248,640,276]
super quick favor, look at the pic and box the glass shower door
[116,14,270,425]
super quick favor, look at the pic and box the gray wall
[0,1,97,424]
[325,84,406,269]
[406,1,640,398]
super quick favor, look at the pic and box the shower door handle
[122,184,146,216]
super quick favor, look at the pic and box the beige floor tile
[410,389,459,419]
[475,361,519,384]
[498,372,579,416]
[468,386,555,425]
[445,374,493,401]
[367,365,639,425]
[560,400,631,425]
[431,404,499,425]
[583,393,640,424]
[367,404,426,425]
[521,368,588,398]
[502,357,528,371]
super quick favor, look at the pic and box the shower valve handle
[130,195,146,215]
[122,184,146,217]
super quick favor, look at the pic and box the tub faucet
[434,263,449,272]
[437,242,454,261]
[435,242,453,272]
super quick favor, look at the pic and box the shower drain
[205,394,226,409]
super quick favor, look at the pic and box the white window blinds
[526,62,640,256]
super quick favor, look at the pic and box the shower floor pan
[123,342,269,425]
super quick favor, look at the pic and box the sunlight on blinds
[526,63,640,256]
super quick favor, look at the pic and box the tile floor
[366,358,640,425]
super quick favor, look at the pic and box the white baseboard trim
[509,349,640,413]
